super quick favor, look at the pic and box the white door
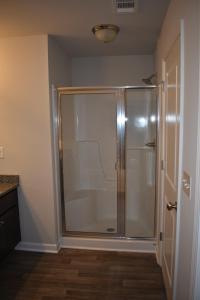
[162,37,180,299]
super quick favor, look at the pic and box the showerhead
[142,74,157,85]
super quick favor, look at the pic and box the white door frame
[51,84,62,248]
[189,13,200,297]
[193,170,200,299]
[172,20,185,300]
[155,73,165,265]
[157,20,185,298]
[190,96,200,299]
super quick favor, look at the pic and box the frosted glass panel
[125,90,156,237]
[60,93,117,233]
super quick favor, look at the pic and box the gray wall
[72,55,154,86]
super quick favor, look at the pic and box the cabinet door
[0,189,18,215]
[0,206,21,259]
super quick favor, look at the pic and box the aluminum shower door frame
[56,86,156,239]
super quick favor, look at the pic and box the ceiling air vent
[114,0,138,13]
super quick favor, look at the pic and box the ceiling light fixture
[92,24,120,43]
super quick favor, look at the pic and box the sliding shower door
[58,87,157,238]
[59,91,119,234]
[125,89,156,238]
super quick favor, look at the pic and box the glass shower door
[125,89,157,238]
[59,92,118,234]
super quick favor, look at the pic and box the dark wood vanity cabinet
[0,189,21,259]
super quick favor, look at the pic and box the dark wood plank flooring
[0,249,166,300]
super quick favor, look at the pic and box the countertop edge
[0,184,18,198]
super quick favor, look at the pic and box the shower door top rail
[57,85,157,94]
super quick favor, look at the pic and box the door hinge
[161,160,165,171]
[160,232,163,241]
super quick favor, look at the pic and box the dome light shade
[92,24,120,43]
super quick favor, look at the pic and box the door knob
[145,141,156,148]
[167,201,177,211]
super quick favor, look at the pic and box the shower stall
[57,86,157,239]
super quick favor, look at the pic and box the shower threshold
[60,236,156,253]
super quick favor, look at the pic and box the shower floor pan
[66,218,153,238]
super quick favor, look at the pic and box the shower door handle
[167,201,177,211]
[145,141,156,148]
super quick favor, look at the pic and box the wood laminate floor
[0,249,166,300]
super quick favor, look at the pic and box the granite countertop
[0,175,19,198]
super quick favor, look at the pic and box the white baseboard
[15,241,59,253]
[15,238,156,254]
[60,237,156,253]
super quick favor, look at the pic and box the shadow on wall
[17,186,53,245]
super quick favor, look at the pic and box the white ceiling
[0,0,170,57]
